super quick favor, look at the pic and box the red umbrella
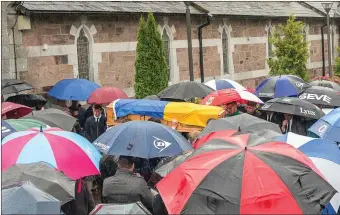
[156,133,335,214]
[201,88,263,106]
[192,129,238,149]
[87,87,128,104]
[1,102,32,119]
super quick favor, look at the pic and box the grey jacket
[102,169,154,213]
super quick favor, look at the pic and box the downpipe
[198,14,212,83]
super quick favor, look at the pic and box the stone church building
[2,1,340,96]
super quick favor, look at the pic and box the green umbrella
[5,119,51,131]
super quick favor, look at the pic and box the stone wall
[310,40,328,62]
[3,9,340,95]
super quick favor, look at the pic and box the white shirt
[94,115,102,123]
[267,113,273,121]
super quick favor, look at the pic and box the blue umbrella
[1,120,16,140]
[255,75,310,99]
[308,108,340,143]
[275,132,340,215]
[48,78,100,101]
[204,79,246,91]
[93,121,193,159]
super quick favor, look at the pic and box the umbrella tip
[40,126,43,132]
[238,127,241,132]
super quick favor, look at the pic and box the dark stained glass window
[162,29,171,78]
[77,29,90,80]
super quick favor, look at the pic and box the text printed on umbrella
[300,108,316,116]
[299,93,332,104]
[93,142,110,152]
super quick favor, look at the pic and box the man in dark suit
[262,111,284,125]
[102,156,154,213]
[84,104,107,143]
[280,113,306,136]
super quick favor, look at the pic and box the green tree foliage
[267,15,310,80]
[134,13,169,99]
[335,47,340,77]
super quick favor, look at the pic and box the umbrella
[154,151,193,177]
[204,79,246,91]
[6,94,47,108]
[2,162,75,205]
[87,87,128,104]
[156,133,336,214]
[2,127,102,180]
[2,181,61,214]
[1,79,34,95]
[308,108,340,143]
[90,202,152,215]
[299,86,340,107]
[1,102,32,119]
[322,108,334,115]
[261,97,325,119]
[275,132,340,214]
[5,118,51,131]
[255,128,282,139]
[200,88,263,106]
[255,75,310,99]
[2,120,16,139]
[193,129,239,149]
[157,81,214,101]
[48,78,100,101]
[23,108,77,131]
[93,121,193,159]
[144,95,160,100]
[199,113,281,138]
[309,79,340,91]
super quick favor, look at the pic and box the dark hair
[148,117,161,123]
[118,156,134,169]
[94,104,102,110]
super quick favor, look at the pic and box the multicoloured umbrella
[261,97,325,119]
[48,78,100,101]
[156,133,336,214]
[87,87,128,104]
[1,102,32,119]
[5,118,51,131]
[201,88,263,106]
[204,79,246,91]
[275,132,340,214]
[2,127,102,180]
[308,107,340,143]
[93,121,192,159]
[255,75,310,99]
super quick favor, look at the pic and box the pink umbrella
[1,102,32,119]
[2,127,102,180]
[87,87,128,104]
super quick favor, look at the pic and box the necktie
[287,120,290,132]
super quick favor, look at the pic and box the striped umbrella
[275,132,340,214]
[2,127,101,180]
[204,79,246,91]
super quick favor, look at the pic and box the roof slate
[19,1,339,18]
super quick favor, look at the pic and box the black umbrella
[299,86,340,107]
[6,94,47,108]
[157,81,214,101]
[309,80,340,91]
[2,162,75,205]
[261,97,325,119]
[144,95,160,100]
[90,202,152,215]
[23,108,77,131]
[154,151,193,177]
[1,79,33,95]
[199,113,282,138]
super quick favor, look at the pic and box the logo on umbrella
[295,82,304,88]
[317,124,328,135]
[205,97,215,105]
[93,142,110,152]
[153,136,171,152]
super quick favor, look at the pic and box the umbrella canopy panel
[2,181,61,214]
[201,89,263,106]
[2,162,75,205]
[87,87,128,104]
[2,120,17,140]
[5,118,51,131]
[309,80,340,91]
[156,133,336,214]
[204,79,246,91]
[158,81,214,101]
[90,202,152,215]
[2,102,32,119]
[299,86,340,107]
[261,97,325,119]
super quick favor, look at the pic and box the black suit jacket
[280,116,307,136]
[84,115,107,143]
